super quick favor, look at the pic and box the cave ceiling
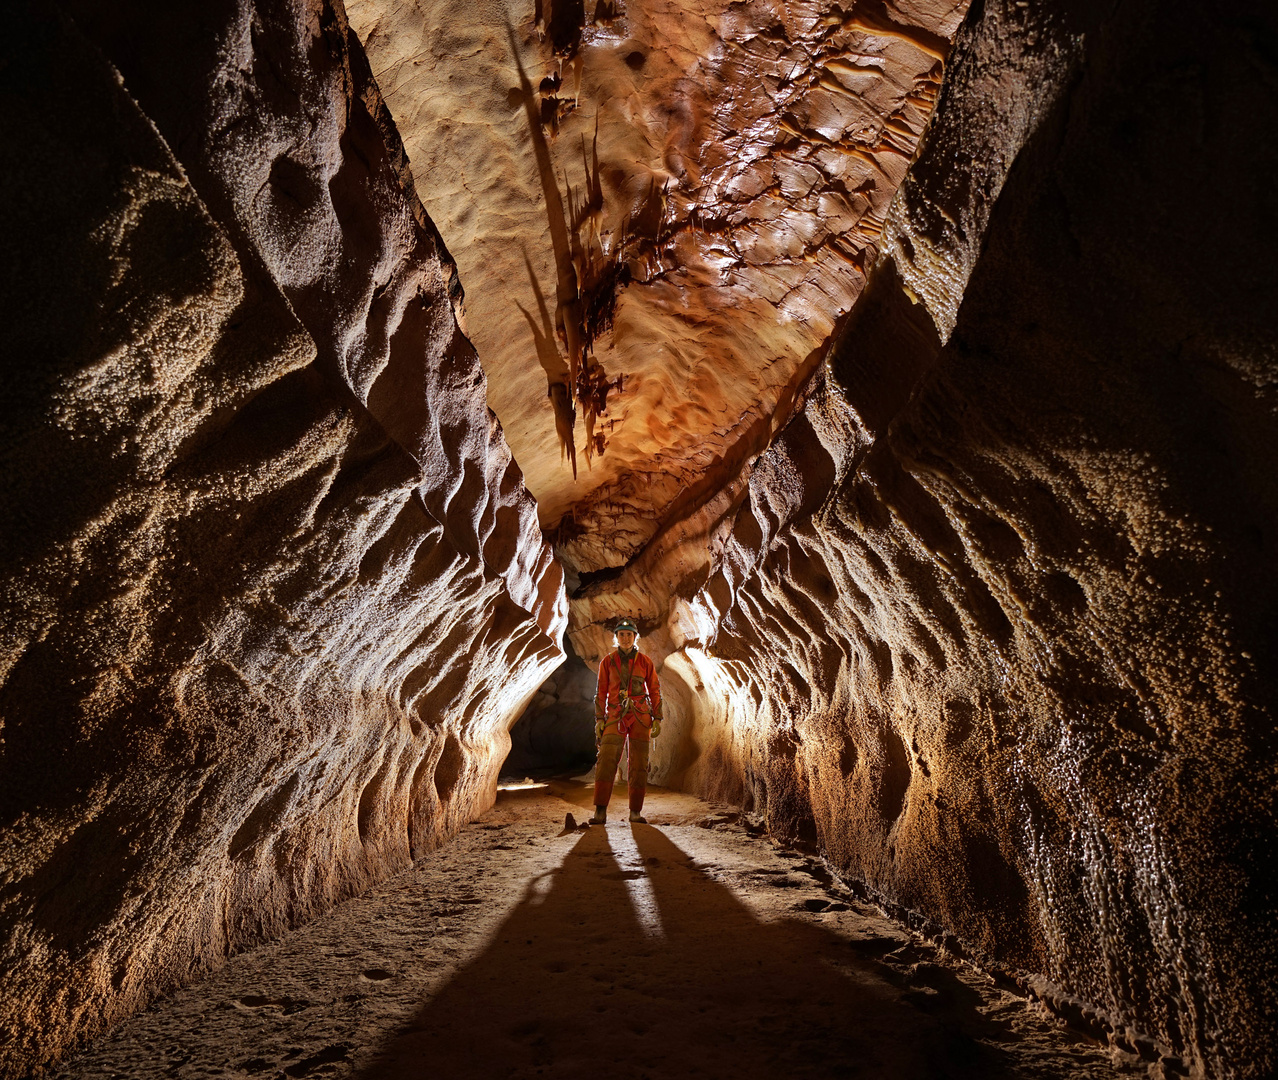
[345,0,968,650]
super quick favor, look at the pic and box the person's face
[616,629,637,651]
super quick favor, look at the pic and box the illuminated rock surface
[652,3,1278,1077]
[2,0,1276,1078]
[0,4,562,1075]
[345,0,967,637]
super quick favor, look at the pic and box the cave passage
[51,784,1137,1080]
[502,637,599,780]
[5,2,1276,1077]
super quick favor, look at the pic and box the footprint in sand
[233,995,307,1013]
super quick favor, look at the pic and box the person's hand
[595,720,605,747]
[651,718,661,739]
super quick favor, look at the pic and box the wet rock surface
[50,785,1140,1080]
[0,4,562,1075]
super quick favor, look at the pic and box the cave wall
[663,0,1278,1076]
[3,0,1277,1076]
[0,3,564,1076]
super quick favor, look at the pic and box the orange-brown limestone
[651,1,1278,1076]
[0,4,563,1076]
[345,0,970,645]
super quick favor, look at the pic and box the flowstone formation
[0,4,563,1076]
[651,1,1278,1077]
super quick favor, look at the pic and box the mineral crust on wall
[0,4,564,1076]
[655,1,1278,1076]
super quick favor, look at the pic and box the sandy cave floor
[50,781,1145,1080]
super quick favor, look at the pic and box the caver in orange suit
[592,619,661,823]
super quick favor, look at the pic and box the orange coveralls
[593,648,662,812]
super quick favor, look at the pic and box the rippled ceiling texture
[1,1,1275,1079]
[347,0,967,660]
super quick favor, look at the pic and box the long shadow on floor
[357,824,1022,1080]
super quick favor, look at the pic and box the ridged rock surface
[655,1,1278,1076]
[3,0,1277,1078]
[0,4,563,1076]
[345,0,969,652]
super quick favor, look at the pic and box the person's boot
[589,805,607,825]
[628,783,647,824]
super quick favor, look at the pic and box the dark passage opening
[501,635,597,779]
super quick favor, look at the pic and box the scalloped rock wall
[658,1,1278,1076]
[4,0,1277,1077]
[345,0,971,655]
[0,4,563,1076]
